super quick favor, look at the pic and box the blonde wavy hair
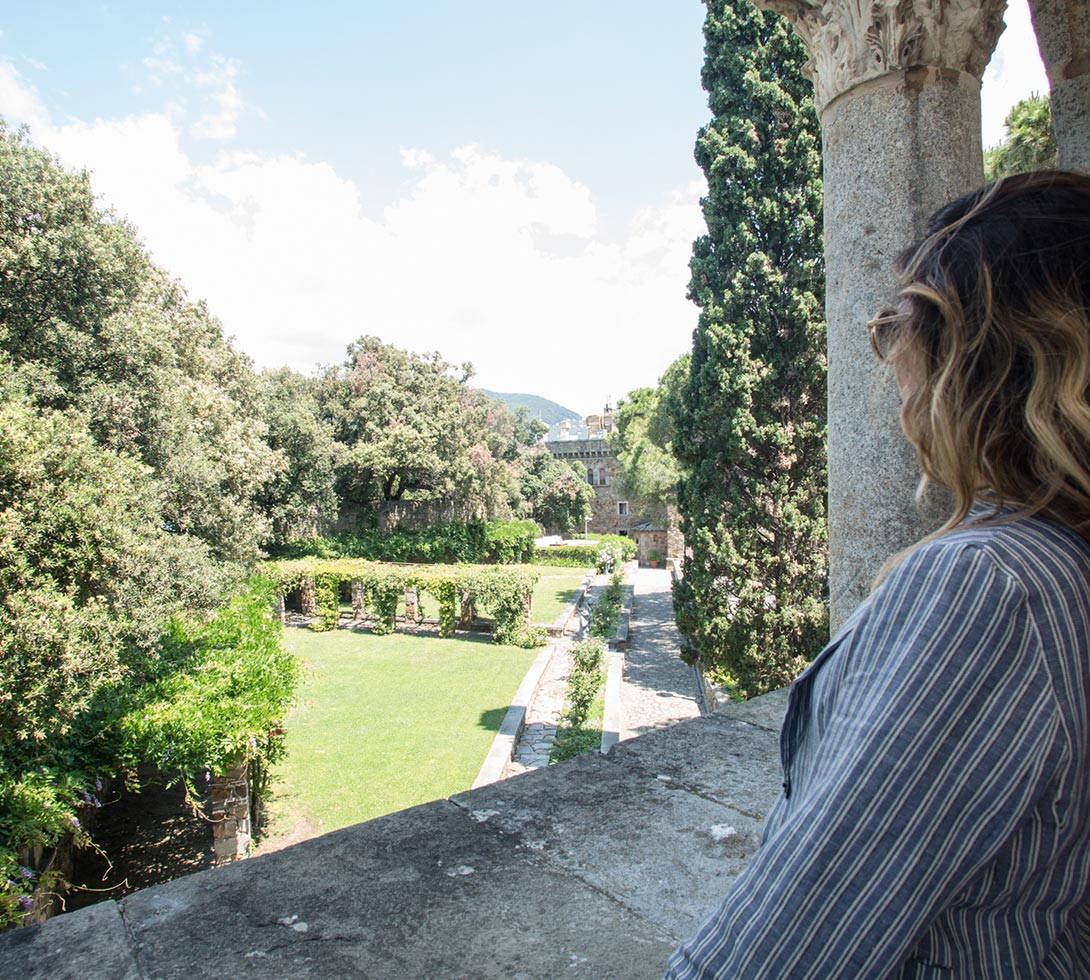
[888,170,1090,552]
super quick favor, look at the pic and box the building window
[587,469,595,485]
[618,501,628,517]
[598,467,607,486]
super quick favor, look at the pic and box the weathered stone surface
[1,900,142,980]
[0,712,784,980]
[717,686,789,732]
[758,0,1007,112]
[1029,0,1090,173]
[454,714,784,938]
[123,801,672,980]
[821,66,978,626]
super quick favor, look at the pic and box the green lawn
[530,564,593,625]
[260,627,537,844]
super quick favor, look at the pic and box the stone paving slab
[0,899,142,980]
[453,712,784,939]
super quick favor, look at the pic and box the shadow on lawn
[477,706,509,732]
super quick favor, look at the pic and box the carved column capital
[755,0,1008,112]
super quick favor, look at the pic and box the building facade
[546,407,678,564]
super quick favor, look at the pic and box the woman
[666,171,1090,978]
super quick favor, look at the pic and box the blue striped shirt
[666,514,1090,978]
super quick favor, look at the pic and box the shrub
[483,520,538,564]
[100,581,300,789]
[264,559,543,646]
[533,544,600,567]
[551,640,606,763]
[589,582,625,638]
[308,574,341,631]
[269,519,538,565]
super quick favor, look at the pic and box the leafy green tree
[321,337,526,528]
[671,0,828,699]
[0,364,217,765]
[517,447,595,535]
[0,121,279,568]
[511,406,549,449]
[257,368,339,545]
[611,354,689,519]
[984,93,1056,180]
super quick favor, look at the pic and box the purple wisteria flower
[19,868,33,880]
[69,816,80,829]
[17,896,33,911]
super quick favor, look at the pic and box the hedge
[264,558,544,648]
[268,519,538,565]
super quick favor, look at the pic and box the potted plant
[647,549,662,569]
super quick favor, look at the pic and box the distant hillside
[480,390,582,425]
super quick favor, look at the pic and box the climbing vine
[264,559,543,647]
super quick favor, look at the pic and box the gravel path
[619,567,702,740]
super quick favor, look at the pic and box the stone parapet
[0,702,786,980]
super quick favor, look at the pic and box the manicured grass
[530,564,593,625]
[261,627,537,842]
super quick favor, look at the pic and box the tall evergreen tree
[672,0,827,698]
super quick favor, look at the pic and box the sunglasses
[866,308,910,360]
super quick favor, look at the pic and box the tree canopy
[610,354,688,520]
[984,93,1056,181]
[670,0,828,698]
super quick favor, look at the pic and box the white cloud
[981,0,1048,148]
[0,62,50,131]
[1,67,701,413]
[190,55,241,139]
[184,33,204,55]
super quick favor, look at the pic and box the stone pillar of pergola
[1030,0,1090,172]
[756,0,1007,629]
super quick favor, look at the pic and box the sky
[0,1,1048,417]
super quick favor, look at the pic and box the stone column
[757,0,1006,629]
[299,576,317,617]
[210,763,251,864]
[1029,0,1090,172]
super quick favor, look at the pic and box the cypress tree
[672,0,827,698]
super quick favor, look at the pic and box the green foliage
[269,519,537,566]
[0,768,93,928]
[257,368,339,546]
[600,534,637,562]
[610,355,689,514]
[550,639,605,763]
[589,582,625,639]
[518,447,596,534]
[309,575,341,632]
[984,93,1056,181]
[0,365,217,765]
[536,534,635,569]
[0,122,298,921]
[671,0,828,698]
[0,120,277,571]
[368,576,403,635]
[321,337,522,525]
[433,580,459,638]
[265,559,543,647]
[534,544,602,567]
[100,583,300,783]
[483,520,538,563]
